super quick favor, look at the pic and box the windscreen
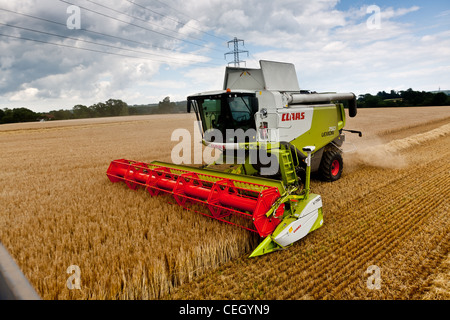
[191,93,257,143]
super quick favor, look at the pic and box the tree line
[0,97,187,124]
[357,88,450,108]
[1,89,449,124]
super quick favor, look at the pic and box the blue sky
[336,0,450,34]
[0,0,449,112]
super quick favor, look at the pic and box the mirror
[250,97,259,113]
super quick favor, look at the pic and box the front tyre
[319,148,343,181]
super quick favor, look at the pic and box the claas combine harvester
[106,60,359,257]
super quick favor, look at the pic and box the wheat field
[0,107,449,300]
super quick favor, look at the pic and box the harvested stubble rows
[0,107,449,300]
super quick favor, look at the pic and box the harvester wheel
[319,148,343,181]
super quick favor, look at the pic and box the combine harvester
[107,60,359,257]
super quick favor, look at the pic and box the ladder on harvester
[278,145,298,187]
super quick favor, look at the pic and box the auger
[107,60,360,257]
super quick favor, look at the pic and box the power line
[0,7,223,61]
[0,23,220,66]
[126,0,229,42]
[0,32,220,67]
[85,0,206,43]
[58,0,223,53]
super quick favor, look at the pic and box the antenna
[224,37,249,67]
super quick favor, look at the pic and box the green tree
[362,94,385,107]
[431,92,448,106]
[158,96,177,114]
[50,109,74,120]
[105,99,129,116]
[73,104,91,118]
[1,108,39,123]
[90,102,108,117]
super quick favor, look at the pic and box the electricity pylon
[225,37,249,67]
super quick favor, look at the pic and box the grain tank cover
[260,60,300,92]
[223,60,300,92]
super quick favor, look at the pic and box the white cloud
[10,87,39,101]
[183,65,224,91]
[381,6,420,19]
[436,9,450,18]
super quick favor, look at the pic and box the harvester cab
[107,60,359,257]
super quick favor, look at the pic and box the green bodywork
[249,194,324,257]
[291,103,346,157]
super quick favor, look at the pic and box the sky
[0,0,449,113]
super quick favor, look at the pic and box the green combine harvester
[107,60,359,257]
